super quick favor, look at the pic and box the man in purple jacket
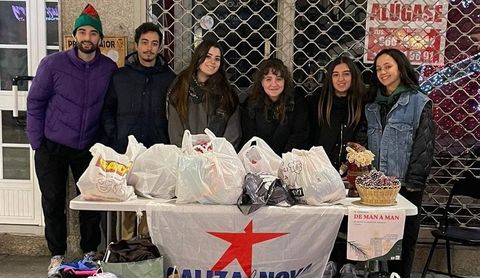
[26,4,117,276]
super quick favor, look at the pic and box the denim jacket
[365,89,430,184]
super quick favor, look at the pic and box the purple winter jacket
[27,47,117,150]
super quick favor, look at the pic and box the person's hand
[346,142,366,152]
[339,163,348,175]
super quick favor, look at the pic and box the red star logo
[208,220,288,277]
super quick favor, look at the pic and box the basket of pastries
[355,170,401,206]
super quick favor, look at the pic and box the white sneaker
[340,263,359,278]
[323,261,338,278]
[83,251,96,262]
[47,255,64,276]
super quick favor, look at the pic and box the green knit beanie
[73,4,103,37]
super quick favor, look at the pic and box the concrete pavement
[1,254,479,278]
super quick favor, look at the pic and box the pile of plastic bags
[77,130,345,207]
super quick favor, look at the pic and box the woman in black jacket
[241,58,309,156]
[312,55,367,171]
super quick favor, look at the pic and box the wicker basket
[356,183,401,206]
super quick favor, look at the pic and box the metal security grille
[148,0,480,227]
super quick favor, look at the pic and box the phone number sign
[364,0,448,66]
[366,28,443,65]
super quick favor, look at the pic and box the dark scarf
[252,93,295,123]
[375,85,409,129]
[332,95,348,114]
[375,85,409,107]
[188,77,229,136]
[188,77,207,104]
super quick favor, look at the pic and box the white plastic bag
[77,143,136,201]
[129,144,181,199]
[238,136,281,175]
[280,146,345,205]
[125,135,147,161]
[124,135,147,185]
[176,129,245,204]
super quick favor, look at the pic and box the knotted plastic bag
[238,136,281,175]
[77,143,136,202]
[176,129,245,204]
[237,172,295,215]
[280,146,345,205]
[124,135,147,185]
[129,144,181,199]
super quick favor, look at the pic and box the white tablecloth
[69,195,417,277]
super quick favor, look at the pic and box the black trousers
[388,187,423,278]
[34,139,101,256]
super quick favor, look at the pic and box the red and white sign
[347,207,405,261]
[147,203,344,278]
[364,0,448,65]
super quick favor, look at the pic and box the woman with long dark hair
[167,40,241,147]
[241,58,309,155]
[312,55,367,170]
[366,48,434,278]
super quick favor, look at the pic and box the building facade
[0,1,479,271]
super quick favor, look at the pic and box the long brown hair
[169,40,235,123]
[249,58,294,124]
[318,55,365,127]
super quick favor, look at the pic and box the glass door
[0,0,59,225]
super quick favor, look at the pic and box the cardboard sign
[347,207,405,261]
[63,36,127,67]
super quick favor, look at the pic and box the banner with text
[364,0,448,65]
[63,36,127,67]
[147,203,344,278]
[347,207,405,261]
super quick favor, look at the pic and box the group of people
[26,4,434,278]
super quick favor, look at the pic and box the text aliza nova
[166,263,313,278]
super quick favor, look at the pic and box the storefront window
[46,2,59,46]
[0,48,28,91]
[149,0,480,228]
[151,0,278,91]
[2,111,27,144]
[0,1,27,45]
[47,49,58,56]
[0,0,57,225]
[3,147,30,180]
